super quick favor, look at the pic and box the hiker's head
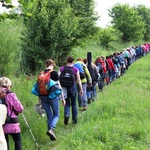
[0,86,6,99]
[67,56,74,63]
[0,77,12,90]
[106,56,109,59]
[83,58,87,64]
[45,59,55,68]
[95,56,101,63]
[77,58,83,62]
[101,56,104,60]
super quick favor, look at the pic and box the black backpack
[87,65,98,84]
[59,66,75,87]
[96,62,103,73]
[96,62,104,79]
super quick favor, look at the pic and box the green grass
[71,39,115,61]
[7,54,150,150]
[0,18,24,76]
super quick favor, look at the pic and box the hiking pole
[21,113,40,150]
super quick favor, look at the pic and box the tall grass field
[7,52,150,150]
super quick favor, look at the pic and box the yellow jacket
[75,61,92,84]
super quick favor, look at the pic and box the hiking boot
[83,107,87,111]
[88,99,91,104]
[64,116,69,125]
[72,118,77,124]
[47,129,56,141]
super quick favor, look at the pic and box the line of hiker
[95,43,150,92]
[31,42,150,142]
[0,42,149,150]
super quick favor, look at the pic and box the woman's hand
[62,99,66,106]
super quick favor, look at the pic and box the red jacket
[106,58,115,70]
[95,60,107,73]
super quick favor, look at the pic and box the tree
[69,0,98,40]
[0,0,13,9]
[109,4,146,42]
[0,0,20,21]
[21,0,78,73]
[134,5,150,41]
[96,26,121,49]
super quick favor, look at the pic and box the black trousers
[5,133,22,150]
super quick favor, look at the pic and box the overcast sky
[94,0,150,27]
[0,0,150,28]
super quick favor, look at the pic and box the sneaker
[64,116,69,125]
[88,99,91,104]
[47,129,56,141]
[72,118,77,124]
[83,107,87,111]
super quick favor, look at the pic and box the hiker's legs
[81,82,87,107]
[49,97,59,129]
[77,84,82,107]
[98,80,103,90]
[68,84,78,121]
[91,85,97,100]
[86,86,92,103]
[11,133,22,150]
[5,134,10,150]
[41,96,59,130]
[109,69,113,82]
[64,94,71,118]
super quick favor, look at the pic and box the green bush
[0,18,24,76]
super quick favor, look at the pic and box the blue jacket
[31,79,61,99]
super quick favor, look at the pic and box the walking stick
[22,113,40,150]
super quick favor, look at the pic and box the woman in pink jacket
[0,77,24,150]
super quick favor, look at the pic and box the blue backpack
[74,63,86,79]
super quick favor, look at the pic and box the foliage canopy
[109,4,146,42]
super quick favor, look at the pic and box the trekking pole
[21,113,40,150]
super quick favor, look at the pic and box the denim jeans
[86,84,97,101]
[109,69,114,81]
[41,96,59,130]
[64,83,78,121]
[98,79,104,90]
[91,84,97,100]
[77,82,87,107]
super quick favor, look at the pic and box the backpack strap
[64,66,73,70]
[64,66,75,75]
[40,69,53,75]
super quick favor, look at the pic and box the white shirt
[0,104,7,150]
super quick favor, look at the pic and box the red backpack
[37,70,52,95]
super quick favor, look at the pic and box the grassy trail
[10,54,150,150]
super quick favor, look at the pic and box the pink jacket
[3,92,24,134]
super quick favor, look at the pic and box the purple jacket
[3,92,24,134]
[60,65,78,76]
